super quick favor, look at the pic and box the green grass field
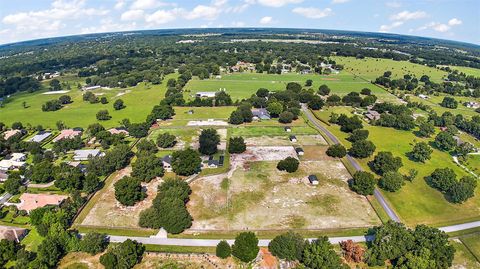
[173,106,235,120]
[409,94,480,118]
[230,126,317,137]
[332,56,448,82]
[0,74,176,128]
[449,66,480,77]
[460,233,480,260]
[184,72,399,102]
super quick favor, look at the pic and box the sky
[0,0,479,45]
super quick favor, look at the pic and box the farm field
[0,74,175,128]
[184,72,399,103]
[448,65,480,77]
[450,239,480,269]
[465,155,480,175]
[332,56,448,82]
[315,109,480,226]
[408,94,480,118]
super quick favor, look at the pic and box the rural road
[0,193,12,206]
[301,106,401,223]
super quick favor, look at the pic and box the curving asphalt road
[301,105,401,223]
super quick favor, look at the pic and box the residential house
[13,193,68,214]
[29,131,52,143]
[0,226,28,242]
[289,135,297,143]
[73,149,102,161]
[365,110,381,121]
[465,101,480,109]
[53,129,82,142]
[252,108,271,120]
[0,172,8,182]
[162,155,172,172]
[108,127,129,136]
[0,153,27,171]
[295,147,304,156]
[3,129,21,140]
[308,175,319,185]
[207,159,220,168]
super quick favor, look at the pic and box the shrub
[326,144,347,158]
[113,99,125,110]
[269,232,305,261]
[156,132,176,148]
[350,171,376,195]
[379,171,404,192]
[279,111,294,123]
[228,137,247,154]
[114,176,146,206]
[277,157,299,173]
[216,240,232,259]
[232,232,259,263]
[96,110,111,121]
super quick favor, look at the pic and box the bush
[96,110,111,121]
[232,232,259,263]
[269,232,305,261]
[80,233,109,255]
[156,132,176,148]
[279,111,294,123]
[379,171,404,192]
[113,99,125,110]
[216,240,232,259]
[326,144,347,158]
[114,176,146,206]
[277,157,299,173]
[349,140,376,158]
[228,137,246,154]
[371,151,403,175]
[350,171,376,196]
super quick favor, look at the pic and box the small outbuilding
[308,175,319,185]
[289,135,297,142]
[295,147,304,156]
[162,155,173,172]
[284,126,292,132]
[365,110,381,121]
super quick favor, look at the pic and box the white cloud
[231,21,246,27]
[390,10,427,21]
[292,7,333,19]
[259,16,273,24]
[257,0,303,8]
[332,0,349,3]
[114,0,126,10]
[80,18,137,34]
[121,10,145,21]
[130,0,169,10]
[379,21,404,32]
[386,1,402,8]
[448,18,462,26]
[145,9,180,24]
[185,5,221,20]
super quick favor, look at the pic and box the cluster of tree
[100,239,145,269]
[113,99,126,110]
[54,163,100,193]
[87,144,133,176]
[440,96,458,109]
[96,110,111,121]
[329,114,363,133]
[156,132,176,148]
[171,148,202,176]
[277,157,299,173]
[145,104,175,125]
[228,136,247,154]
[42,95,72,111]
[341,91,378,107]
[199,128,220,155]
[53,136,84,153]
[427,168,477,203]
[87,123,127,149]
[229,103,253,124]
[114,176,146,206]
[187,91,233,107]
[132,151,165,182]
[373,102,415,130]
[326,121,376,159]
[139,178,192,233]
[123,120,150,138]
[374,72,419,91]
[0,76,41,98]
[216,232,260,263]
[83,91,99,104]
[326,144,347,158]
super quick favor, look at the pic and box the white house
[196,92,217,98]
[73,149,102,161]
[29,132,52,143]
[418,94,429,99]
[162,155,172,172]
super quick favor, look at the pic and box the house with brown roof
[108,127,129,136]
[13,193,68,213]
[3,129,22,140]
[53,129,82,142]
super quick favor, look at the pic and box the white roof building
[29,132,52,143]
[73,149,103,161]
[196,92,217,98]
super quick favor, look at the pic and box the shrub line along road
[300,105,401,223]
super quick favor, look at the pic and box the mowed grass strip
[230,126,317,137]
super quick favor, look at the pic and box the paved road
[0,193,12,206]
[301,106,401,222]
[107,235,376,247]
[439,221,480,233]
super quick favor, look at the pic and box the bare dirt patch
[244,136,291,146]
[187,120,229,126]
[297,135,328,146]
[230,146,298,163]
[136,253,236,269]
[80,167,161,228]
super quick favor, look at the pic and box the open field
[460,233,480,261]
[187,154,380,231]
[148,127,199,150]
[451,239,480,269]
[465,155,480,175]
[173,106,236,120]
[0,74,176,128]
[230,125,317,137]
[315,108,480,226]
[332,56,448,82]
[448,66,480,77]
[408,94,480,118]
[184,72,399,102]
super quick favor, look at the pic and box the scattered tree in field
[96,110,111,120]
[126,122,149,138]
[326,144,347,158]
[347,129,369,142]
[132,154,164,182]
[232,232,259,263]
[350,171,376,196]
[199,128,220,155]
[156,132,176,148]
[435,131,457,151]
[301,236,346,269]
[58,95,72,104]
[279,111,294,123]
[146,104,175,123]
[171,148,201,176]
[100,239,145,269]
[42,100,63,111]
[267,102,284,117]
[256,88,269,97]
[286,82,302,93]
[80,232,109,255]
[339,115,363,133]
[136,139,158,155]
[379,171,404,192]
[349,140,376,158]
[216,240,232,259]
[113,99,125,110]
[305,79,313,87]
[100,96,108,104]
[114,176,146,206]
[360,88,371,95]
[228,137,246,153]
[277,157,299,173]
[49,79,62,91]
[340,240,365,263]
[269,232,305,261]
[428,168,457,193]
[318,84,331,96]
[371,151,403,175]
[449,176,477,203]
[418,121,435,137]
[409,142,433,162]
[12,122,23,130]
[440,97,458,109]
[404,169,418,182]
[308,95,325,110]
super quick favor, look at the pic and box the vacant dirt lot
[230,146,298,163]
[188,158,380,231]
[80,167,161,228]
[244,135,327,147]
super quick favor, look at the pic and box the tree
[199,128,220,155]
[349,140,376,158]
[12,122,23,130]
[440,97,458,109]
[156,132,176,148]
[267,102,283,117]
[100,239,145,269]
[136,139,158,155]
[42,99,63,111]
[58,95,72,104]
[435,131,457,151]
[340,240,365,263]
[361,88,371,95]
[49,79,62,91]
[256,88,269,97]
[347,129,369,142]
[30,160,55,183]
[326,144,347,158]
[318,85,331,96]
[0,239,18,267]
[269,232,305,261]
[232,232,259,263]
[114,176,146,206]
[216,240,232,259]
[301,236,346,269]
[229,110,245,124]
[371,151,403,175]
[228,137,246,154]
[350,171,376,195]
[305,79,313,87]
[132,154,165,182]
[379,171,404,192]
[3,175,22,195]
[340,116,363,133]
[308,95,325,110]
[96,110,111,120]
[418,122,435,137]
[449,176,477,203]
[405,169,418,182]
[286,82,302,93]
[80,232,109,255]
[113,99,125,110]
[37,237,64,268]
[147,104,175,123]
[171,148,202,176]
[277,157,299,173]
[83,174,100,193]
[126,122,149,138]
[428,168,457,193]
[409,142,433,162]
[279,111,294,123]
[100,96,108,104]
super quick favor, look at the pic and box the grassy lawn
[22,228,44,252]
[144,245,216,254]
[332,56,448,82]
[173,106,236,120]
[460,233,480,260]
[184,72,398,102]
[316,112,480,226]
[451,239,480,268]
[230,126,317,136]
[448,66,480,77]
[464,155,480,175]
[0,74,176,128]
[408,94,479,118]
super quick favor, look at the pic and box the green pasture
[0,74,176,129]
[460,233,480,260]
[332,56,448,82]
[230,126,317,137]
[465,155,480,175]
[448,66,480,77]
[409,94,479,118]
[184,72,398,102]
[172,106,235,120]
